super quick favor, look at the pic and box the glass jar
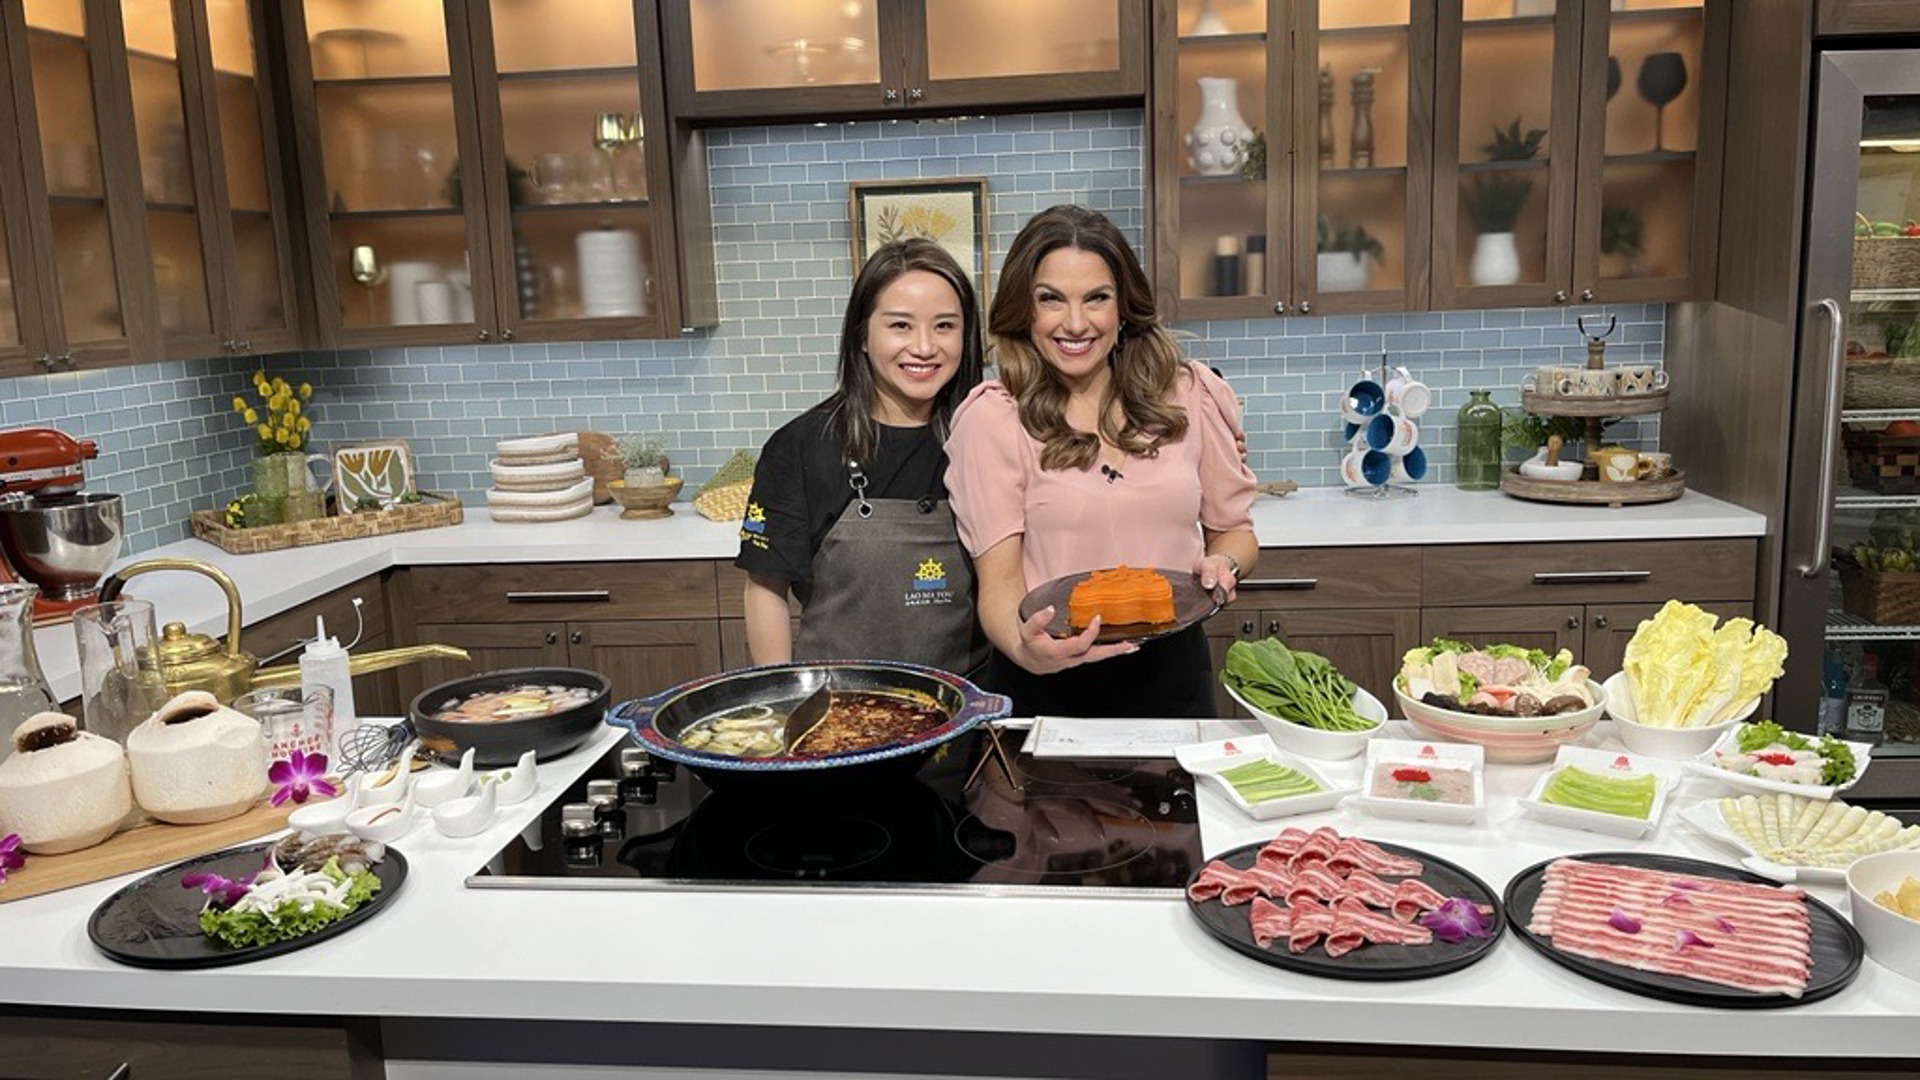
[1455,389,1503,491]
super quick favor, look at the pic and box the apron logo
[740,502,767,535]
[912,557,948,591]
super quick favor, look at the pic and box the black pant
[984,624,1216,719]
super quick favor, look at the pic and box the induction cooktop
[468,730,1201,897]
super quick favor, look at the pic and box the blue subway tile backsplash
[30,108,1661,556]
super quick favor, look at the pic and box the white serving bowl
[1519,458,1584,481]
[1846,850,1920,984]
[1392,680,1606,764]
[1223,683,1386,761]
[1603,671,1758,759]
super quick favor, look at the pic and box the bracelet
[1218,552,1240,579]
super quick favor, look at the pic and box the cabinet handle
[35,354,52,371]
[1240,619,1255,635]
[502,329,515,341]
[236,339,250,352]
[909,87,924,101]
[221,339,235,352]
[1593,614,1610,630]
[1531,570,1651,585]
[104,1064,131,1080]
[1565,615,1580,630]
[545,631,558,645]
[1241,577,1317,590]
[1298,301,1313,314]
[884,88,899,102]
[1265,620,1280,636]
[1553,290,1569,303]
[570,630,583,645]
[1580,289,1594,303]
[507,590,611,603]
[1800,298,1845,579]
[1274,301,1287,314]
[478,329,490,341]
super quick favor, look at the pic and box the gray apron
[794,463,987,677]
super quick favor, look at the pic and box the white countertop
[1,720,1914,1059]
[32,486,1766,702]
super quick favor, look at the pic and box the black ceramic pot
[409,666,611,767]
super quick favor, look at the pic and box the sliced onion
[1608,907,1643,934]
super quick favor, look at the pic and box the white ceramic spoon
[482,750,538,806]
[345,792,419,843]
[285,782,361,836]
[411,747,475,808]
[355,742,418,806]
[431,779,498,839]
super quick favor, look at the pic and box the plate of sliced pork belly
[1184,825,1504,980]
[1504,852,1863,1007]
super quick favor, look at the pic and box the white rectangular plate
[1676,800,1846,884]
[1174,735,1353,821]
[1682,726,1874,800]
[1517,745,1681,840]
[1352,737,1485,825]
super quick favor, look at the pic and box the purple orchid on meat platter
[0,833,25,885]
[269,750,339,806]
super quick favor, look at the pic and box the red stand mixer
[0,427,123,623]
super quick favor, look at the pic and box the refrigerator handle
[1799,298,1845,580]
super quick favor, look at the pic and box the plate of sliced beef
[1184,825,1503,980]
[1504,852,1862,1007]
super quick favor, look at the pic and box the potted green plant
[1316,214,1385,293]
[617,433,670,488]
[1599,205,1643,279]
[1465,118,1545,286]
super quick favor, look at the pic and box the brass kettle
[98,556,467,702]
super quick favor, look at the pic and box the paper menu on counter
[1023,717,1203,758]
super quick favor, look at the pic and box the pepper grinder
[1318,65,1336,167]
[1350,69,1377,169]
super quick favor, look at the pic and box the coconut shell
[126,691,269,825]
[0,712,133,854]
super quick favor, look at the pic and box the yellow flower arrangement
[232,371,314,455]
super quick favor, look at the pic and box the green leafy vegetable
[197,863,382,950]
[1732,721,1858,785]
[1223,638,1377,732]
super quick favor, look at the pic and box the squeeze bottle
[300,615,357,753]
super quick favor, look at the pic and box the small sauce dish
[411,747,475,808]
[432,779,498,838]
[356,742,419,806]
[482,750,538,806]
[345,794,419,843]
[285,783,360,836]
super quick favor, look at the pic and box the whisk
[338,719,414,777]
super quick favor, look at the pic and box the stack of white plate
[487,433,593,523]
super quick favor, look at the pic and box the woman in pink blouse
[945,205,1258,718]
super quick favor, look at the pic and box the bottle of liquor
[1818,647,1847,738]
[1845,651,1888,744]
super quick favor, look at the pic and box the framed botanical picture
[849,177,990,298]
[332,439,417,512]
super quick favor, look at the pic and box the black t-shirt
[734,407,948,596]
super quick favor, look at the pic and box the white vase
[1469,232,1522,287]
[1191,0,1228,34]
[1317,252,1371,293]
[1184,77,1254,177]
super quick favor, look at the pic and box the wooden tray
[0,799,295,903]
[191,492,462,555]
[1520,388,1669,417]
[1499,465,1686,506]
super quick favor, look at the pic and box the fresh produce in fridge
[1222,638,1377,732]
[1620,602,1788,729]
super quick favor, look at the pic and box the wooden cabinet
[279,0,712,349]
[662,0,1144,121]
[395,561,724,705]
[0,0,300,372]
[0,1008,381,1080]
[1817,0,1920,35]
[1151,0,1437,320]
[1431,0,1727,310]
[237,571,402,717]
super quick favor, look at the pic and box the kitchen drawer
[1234,547,1422,610]
[238,574,390,666]
[406,562,719,623]
[1420,539,1758,608]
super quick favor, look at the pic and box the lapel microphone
[1101,464,1123,483]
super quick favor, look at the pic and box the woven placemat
[190,493,462,555]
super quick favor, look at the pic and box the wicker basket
[1839,562,1920,626]
[1843,356,1920,410]
[1844,428,1920,493]
[1855,237,1920,290]
[190,493,463,554]
[694,481,751,522]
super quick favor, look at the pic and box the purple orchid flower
[182,870,255,908]
[0,833,25,885]
[268,750,339,806]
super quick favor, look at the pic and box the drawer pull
[1531,571,1651,586]
[507,590,611,603]
[1241,577,1318,590]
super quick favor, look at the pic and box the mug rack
[1340,354,1424,500]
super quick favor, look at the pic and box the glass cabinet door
[667,0,893,117]
[1572,0,1719,303]
[471,0,662,339]
[293,0,489,341]
[1432,0,1581,309]
[16,0,135,360]
[1296,0,1432,314]
[120,0,219,352]
[1160,0,1284,319]
[910,0,1143,107]
[198,0,297,351]
[0,24,43,368]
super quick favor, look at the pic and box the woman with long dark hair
[945,205,1258,717]
[736,238,991,675]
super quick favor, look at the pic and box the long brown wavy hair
[823,238,985,465]
[988,205,1187,472]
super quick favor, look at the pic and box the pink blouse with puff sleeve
[944,360,1257,591]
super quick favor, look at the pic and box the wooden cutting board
[0,800,296,904]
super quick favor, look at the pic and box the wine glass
[593,112,635,200]
[349,244,385,324]
[1636,52,1688,152]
